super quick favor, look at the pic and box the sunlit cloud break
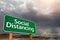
[34,0,60,16]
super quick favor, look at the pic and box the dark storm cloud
[22,11,60,27]
[0,0,60,37]
[21,6,60,37]
[20,3,60,27]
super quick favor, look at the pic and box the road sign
[3,15,36,34]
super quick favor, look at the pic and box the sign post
[3,15,36,40]
[9,32,13,40]
[29,34,32,40]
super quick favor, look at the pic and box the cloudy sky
[0,0,60,37]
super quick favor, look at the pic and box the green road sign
[3,15,36,34]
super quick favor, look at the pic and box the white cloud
[6,4,15,11]
[0,0,36,14]
[13,0,21,3]
[38,28,51,37]
[19,2,28,13]
[0,1,4,4]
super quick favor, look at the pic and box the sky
[0,0,60,37]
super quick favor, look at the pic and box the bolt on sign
[3,15,36,34]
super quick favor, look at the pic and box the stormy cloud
[0,0,60,37]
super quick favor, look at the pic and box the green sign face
[3,15,36,34]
